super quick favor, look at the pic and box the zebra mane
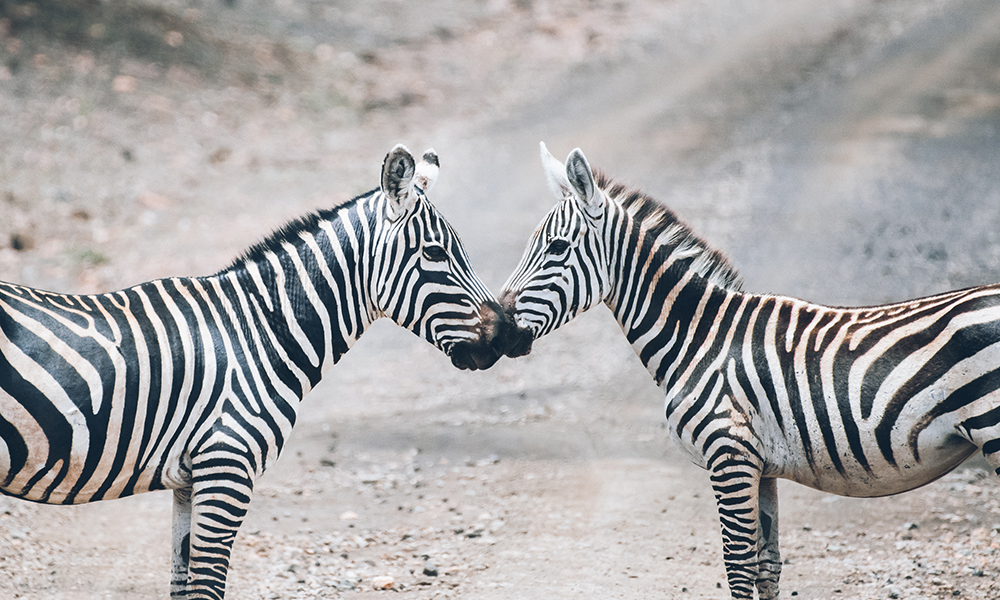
[220,188,377,274]
[595,171,744,292]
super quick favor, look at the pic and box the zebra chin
[500,325,535,358]
[447,340,503,371]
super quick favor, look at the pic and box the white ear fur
[381,144,417,221]
[540,142,572,200]
[414,149,440,193]
[565,148,602,215]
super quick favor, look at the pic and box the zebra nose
[447,300,508,371]
[482,299,517,358]
[448,342,499,370]
[495,291,535,358]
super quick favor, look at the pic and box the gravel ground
[2,0,1000,598]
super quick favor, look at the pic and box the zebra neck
[609,262,739,387]
[220,235,376,392]
[602,200,744,386]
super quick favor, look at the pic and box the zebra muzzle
[449,341,501,371]
[496,291,536,358]
[447,300,511,371]
[500,325,534,358]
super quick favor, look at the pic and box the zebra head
[373,145,509,371]
[499,143,611,357]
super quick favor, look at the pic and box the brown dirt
[2,0,1000,598]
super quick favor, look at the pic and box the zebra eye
[422,245,449,262]
[547,239,571,255]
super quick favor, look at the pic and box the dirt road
[2,0,1000,598]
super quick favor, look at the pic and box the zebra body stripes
[0,145,508,599]
[499,143,1000,599]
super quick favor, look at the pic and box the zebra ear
[414,149,440,193]
[565,148,602,215]
[541,142,573,200]
[381,144,417,221]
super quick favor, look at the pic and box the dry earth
[2,0,1000,598]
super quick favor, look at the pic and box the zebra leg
[184,446,257,600]
[709,450,764,600]
[961,410,1000,477]
[977,436,1000,477]
[756,477,781,599]
[171,487,193,598]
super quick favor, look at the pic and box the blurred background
[1,0,999,598]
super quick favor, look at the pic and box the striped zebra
[0,145,509,599]
[499,143,1000,599]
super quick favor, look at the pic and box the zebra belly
[661,383,980,498]
[0,386,193,504]
[774,437,976,498]
[757,342,999,498]
[765,415,977,498]
[0,388,78,502]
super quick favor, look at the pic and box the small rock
[339,510,359,520]
[372,576,395,590]
[139,192,172,210]
[335,579,356,591]
[209,147,232,164]
[422,561,438,577]
[9,233,32,252]
[112,75,137,93]
[475,454,500,467]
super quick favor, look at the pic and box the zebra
[0,144,509,599]
[499,143,1000,599]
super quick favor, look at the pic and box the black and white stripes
[0,145,508,599]
[499,143,1000,600]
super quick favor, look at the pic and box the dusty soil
[2,0,1000,598]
